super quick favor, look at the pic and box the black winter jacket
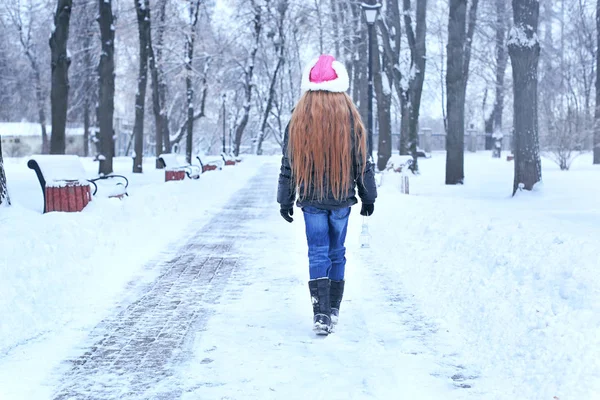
[277,122,377,210]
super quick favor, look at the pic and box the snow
[381,73,392,96]
[0,122,83,138]
[0,156,261,386]
[369,152,600,399]
[0,152,599,399]
[508,25,540,48]
[28,155,87,184]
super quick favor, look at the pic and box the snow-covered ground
[0,156,261,391]
[370,153,600,399]
[0,152,599,399]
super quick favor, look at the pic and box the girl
[277,55,377,335]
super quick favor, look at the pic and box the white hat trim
[301,58,350,93]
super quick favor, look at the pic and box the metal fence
[374,129,514,153]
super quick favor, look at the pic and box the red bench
[221,153,242,166]
[196,154,224,173]
[158,154,201,181]
[28,155,129,213]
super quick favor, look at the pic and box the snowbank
[0,156,263,356]
[371,152,600,399]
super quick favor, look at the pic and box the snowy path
[46,161,479,400]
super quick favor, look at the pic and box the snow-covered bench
[196,153,223,173]
[386,155,414,173]
[221,153,242,166]
[27,155,129,213]
[158,153,201,181]
[385,155,412,194]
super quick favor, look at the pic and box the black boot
[308,278,332,335]
[330,280,345,325]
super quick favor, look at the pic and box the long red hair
[288,91,367,201]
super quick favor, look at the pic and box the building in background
[0,122,85,157]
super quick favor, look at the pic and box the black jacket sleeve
[355,157,377,205]
[350,112,377,205]
[277,124,296,207]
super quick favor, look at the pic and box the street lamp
[222,94,227,154]
[361,2,381,163]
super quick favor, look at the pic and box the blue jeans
[302,206,351,281]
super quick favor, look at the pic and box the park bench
[28,155,129,213]
[221,153,242,166]
[158,153,201,181]
[386,155,414,173]
[385,155,413,194]
[196,153,224,173]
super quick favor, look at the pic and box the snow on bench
[221,153,242,166]
[196,153,224,173]
[385,155,412,195]
[27,155,129,213]
[158,153,201,181]
[386,155,413,173]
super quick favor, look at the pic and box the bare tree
[508,0,542,194]
[373,27,392,171]
[233,1,262,156]
[378,0,404,157]
[485,0,509,158]
[445,0,479,184]
[544,106,587,170]
[403,0,428,173]
[0,137,9,206]
[64,0,98,158]
[185,0,202,164]
[148,0,170,166]
[132,0,151,173]
[595,0,600,164]
[80,3,96,158]
[49,0,73,155]
[256,0,288,155]
[97,0,116,174]
[5,1,50,154]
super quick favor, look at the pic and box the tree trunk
[509,0,542,194]
[97,0,116,175]
[256,1,288,156]
[133,0,150,173]
[404,0,428,173]
[234,2,261,157]
[377,0,404,156]
[84,98,90,157]
[149,0,169,166]
[149,30,163,165]
[445,0,467,184]
[49,0,73,155]
[595,0,600,164]
[373,34,392,171]
[487,0,508,156]
[158,0,172,153]
[185,0,201,165]
[32,67,49,154]
[0,137,9,206]
[399,95,410,155]
[82,5,94,158]
[350,3,368,124]
[330,0,340,58]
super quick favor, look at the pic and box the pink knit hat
[301,55,350,93]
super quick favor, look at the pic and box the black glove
[360,203,374,217]
[280,206,294,223]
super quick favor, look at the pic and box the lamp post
[222,94,226,154]
[361,2,381,163]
